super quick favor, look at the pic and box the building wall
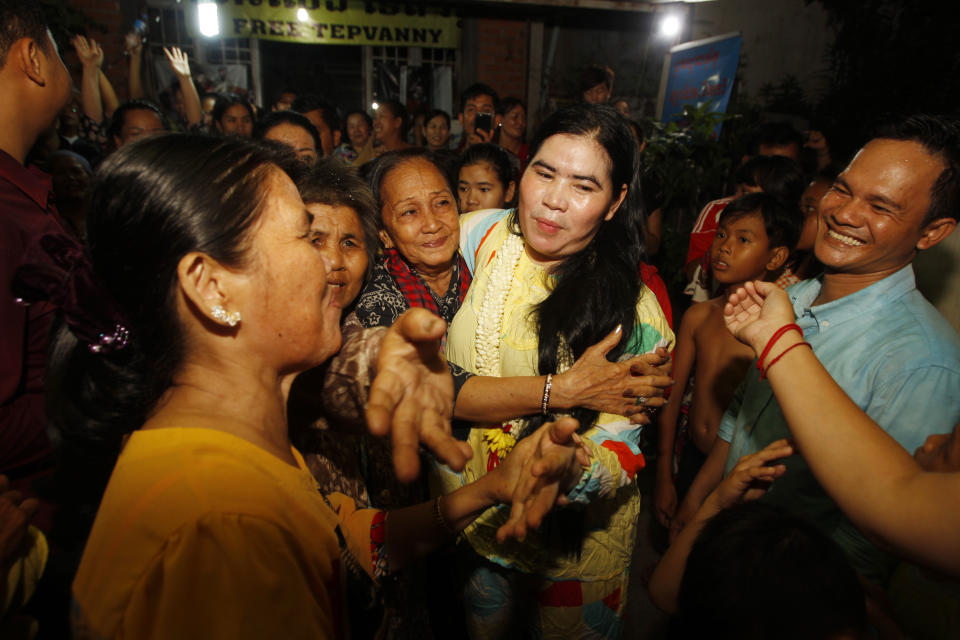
[520,0,831,118]
[545,21,665,107]
[690,0,832,103]
[67,1,831,121]
[474,18,529,103]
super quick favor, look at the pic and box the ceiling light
[660,15,681,38]
[198,3,219,38]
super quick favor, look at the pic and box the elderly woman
[355,148,467,328]
[443,104,675,638]
[298,159,379,312]
[24,135,584,639]
[282,158,449,636]
[286,158,385,499]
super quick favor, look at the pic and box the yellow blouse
[72,417,379,640]
[441,209,674,581]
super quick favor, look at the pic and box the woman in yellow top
[27,135,588,639]
[443,104,675,638]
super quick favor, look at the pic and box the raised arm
[99,70,119,118]
[126,31,144,100]
[724,280,960,576]
[164,47,203,126]
[71,35,104,124]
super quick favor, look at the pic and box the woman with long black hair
[444,104,675,638]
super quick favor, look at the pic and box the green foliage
[642,102,742,292]
[644,103,732,210]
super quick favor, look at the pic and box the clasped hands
[555,325,673,424]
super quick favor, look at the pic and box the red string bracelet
[757,323,802,373]
[760,341,812,380]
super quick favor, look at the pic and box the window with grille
[145,3,255,99]
[367,45,457,113]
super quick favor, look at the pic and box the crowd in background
[3,1,960,638]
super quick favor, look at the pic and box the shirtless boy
[654,193,801,526]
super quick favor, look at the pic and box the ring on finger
[635,396,647,406]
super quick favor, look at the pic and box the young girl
[456,143,517,214]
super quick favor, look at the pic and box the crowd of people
[2,1,960,638]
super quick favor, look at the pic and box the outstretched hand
[71,35,103,69]
[495,417,589,543]
[555,326,673,424]
[366,308,472,483]
[723,280,795,354]
[707,439,793,512]
[163,46,192,77]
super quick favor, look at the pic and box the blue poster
[657,33,742,136]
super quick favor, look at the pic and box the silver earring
[212,305,241,327]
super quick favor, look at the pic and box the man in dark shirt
[0,0,73,524]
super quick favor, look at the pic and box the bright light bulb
[660,15,681,38]
[198,2,219,38]
[297,8,309,22]
[372,102,379,110]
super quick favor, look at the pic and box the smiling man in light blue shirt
[676,115,960,582]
